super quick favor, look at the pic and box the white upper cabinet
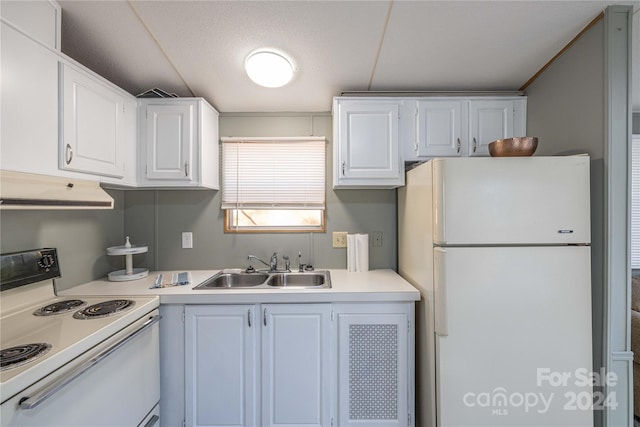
[1,20,59,177]
[468,99,520,157]
[333,98,404,189]
[59,62,130,179]
[2,6,136,186]
[0,0,61,50]
[406,96,527,160]
[335,96,527,186]
[139,98,219,189]
[415,100,465,157]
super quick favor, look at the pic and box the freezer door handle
[434,248,448,336]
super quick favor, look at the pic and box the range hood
[0,170,114,209]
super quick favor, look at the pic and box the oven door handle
[19,314,161,410]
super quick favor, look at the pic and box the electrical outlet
[332,231,348,248]
[372,231,383,247]
[182,232,193,249]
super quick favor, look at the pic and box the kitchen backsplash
[0,113,398,291]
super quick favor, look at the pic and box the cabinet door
[415,100,463,157]
[59,63,126,178]
[144,103,194,182]
[0,0,61,49]
[185,305,258,427]
[261,304,331,427]
[334,304,411,427]
[334,100,403,188]
[1,21,59,176]
[468,100,514,157]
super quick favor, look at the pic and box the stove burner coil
[73,299,135,319]
[0,343,52,371]
[33,299,86,316]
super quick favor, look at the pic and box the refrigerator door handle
[434,248,448,336]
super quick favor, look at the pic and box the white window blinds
[632,134,640,268]
[221,137,326,210]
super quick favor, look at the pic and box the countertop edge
[59,269,421,304]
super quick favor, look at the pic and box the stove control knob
[38,254,55,270]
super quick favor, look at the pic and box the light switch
[182,232,193,249]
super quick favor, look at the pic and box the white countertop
[60,269,420,304]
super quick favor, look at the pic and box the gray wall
[124,112,398,273]
[526,16,616,427]
[0,189,126,290]
[0,113,397,291]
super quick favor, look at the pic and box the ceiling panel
[372,1,616,91]
[56,1,638,113]
[59,0,191,97]
[130,0,391,111]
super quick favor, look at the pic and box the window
[632,134,640,268]
[221,137,326,232]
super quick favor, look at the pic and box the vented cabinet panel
[335,304,411,427]
[348,324,399,420]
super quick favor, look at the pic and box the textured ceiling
[58,1,639,113]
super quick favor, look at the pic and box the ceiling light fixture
[245,49,294,88]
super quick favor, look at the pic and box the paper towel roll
[356,234,369,272]
[347,233,369,272]
[347,234,357,272]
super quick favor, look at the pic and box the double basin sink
[194,270,331,290]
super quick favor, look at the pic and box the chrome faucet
[247,254,271,271]
[283,255,290,272]
[247,252,288,272]
[269,252,278,272]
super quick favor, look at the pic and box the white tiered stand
[107,237,149,281]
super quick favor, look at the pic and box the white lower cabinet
[184,304,332,427]
[185,305,258,427]
[262,304,332,427]
[179,302,414,427]
[333,303,414,427]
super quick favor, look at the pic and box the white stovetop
[0,281,159,404]
[61,269,420,304]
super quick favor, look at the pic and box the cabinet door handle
[263,308,267,326]
[65,144,73,165]
[341,161,345,176]
[472,138,477,153]
[184,161,189,177]
[456,138,461,153]
[248,309,252,327]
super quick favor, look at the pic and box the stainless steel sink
[266,272,330,288]
[193,270,331,289]
[194,272,269,289]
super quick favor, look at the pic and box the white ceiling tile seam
[368,0,395,91]
[126,0,196,97]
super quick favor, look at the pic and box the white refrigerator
[398,156,593,427]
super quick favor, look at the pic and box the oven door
[0,309,160,426]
